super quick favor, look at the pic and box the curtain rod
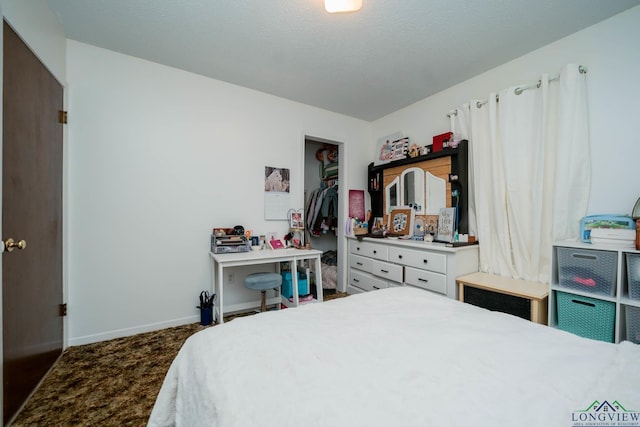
[447,65,588,116]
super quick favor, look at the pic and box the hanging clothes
[305,184,338,236]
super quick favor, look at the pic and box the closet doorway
[304,136,343,295]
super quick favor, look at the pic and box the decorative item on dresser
[347,236,478,299]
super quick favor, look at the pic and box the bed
[148,287,640,427]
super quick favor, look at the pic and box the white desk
[209,248,324,324]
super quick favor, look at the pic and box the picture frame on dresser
[436,207,456,243]
[388,207,415,237]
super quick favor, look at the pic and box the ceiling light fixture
[325,0,362,13]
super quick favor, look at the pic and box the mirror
[426,172,446,215]
[401,167,425,214]
[385,177,399,214]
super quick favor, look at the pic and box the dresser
[347,236,479,299]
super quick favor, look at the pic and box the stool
[244,272,282,312]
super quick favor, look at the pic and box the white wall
[66,41,370,345]
[1,0,66,84]
[372,5,640,216]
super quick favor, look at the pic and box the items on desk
[211,227,251,253]
[268,238,285,250]
[250,236,261,251]
[284,230,305,248]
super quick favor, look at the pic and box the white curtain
[460,64,589,283]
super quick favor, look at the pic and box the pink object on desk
[268,239,285,250]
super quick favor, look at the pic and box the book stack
[590,228,636,248]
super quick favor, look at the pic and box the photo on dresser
[388,207,415,237]
[436,207,456,243]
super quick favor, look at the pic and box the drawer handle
[423,259,429,264]
[356,262,363,266]
[380,269,389,274]
[418,278,429,283]
[353,278,360,283]
[356,247,361,251]
[571,299,595,307]
[373,250,377,254]
[572,254,597,260]
[398,255,403,259]
[373,286,380,290]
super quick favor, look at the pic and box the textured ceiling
[47,0,639,121]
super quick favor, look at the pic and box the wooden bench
[456,272,549,325]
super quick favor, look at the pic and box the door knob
[4,238,27,252]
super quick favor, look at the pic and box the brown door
[2,21,64,425]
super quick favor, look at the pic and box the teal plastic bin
[556,291,615,343]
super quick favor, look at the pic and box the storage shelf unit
[549,240,640,343]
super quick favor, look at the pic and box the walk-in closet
[304,137,340,295]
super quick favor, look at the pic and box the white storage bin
[557,247,617,296]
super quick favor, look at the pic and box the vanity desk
[347,236,479,299]
[210,248,324,324]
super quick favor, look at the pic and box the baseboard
[68,315,199,347]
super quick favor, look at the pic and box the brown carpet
[11,291,348,426]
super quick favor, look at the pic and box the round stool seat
[244,272,282,291]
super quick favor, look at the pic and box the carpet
[11,291,348,426]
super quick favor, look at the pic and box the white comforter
[148,287,640,427]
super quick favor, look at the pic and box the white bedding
[148,287,640,427]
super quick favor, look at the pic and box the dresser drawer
[349,270,388,292]
[389,246,446,274]
[348,253,372,273]
[405,267,447,295]
[371,260,403,283]
[349,240,388,261]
